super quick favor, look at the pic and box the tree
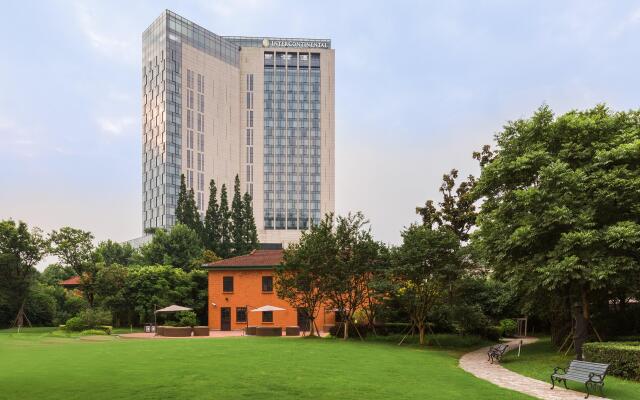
[275,215,334,336]
[204,179,221,254]
[391,224,460,345]
[0,220,48,326]
[218,184,231,258]
[473,105,640,352]
[39,263,75,286]
[95,240,137,266]
[50,227,97,306]
[140,224,203,271]
[320,213,387,339]
[175,174,188,225]
[416,169,476,242]
[230,175,245,256]
[175,174,202,235]
[242,192,259,254]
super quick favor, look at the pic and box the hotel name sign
[262,38,330,49]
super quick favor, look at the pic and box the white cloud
[97,116,136,136]
[72,2,136,64]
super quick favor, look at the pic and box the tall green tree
[204,179,221,254]
[230,175,245,256]
[95,240,137,266]
[0,220,48,326]
[50,227,98,306]
[390,224,461,345]
[175,174,188,225]
[320,213,387,340]
[218,184,231,258]
[473,105,640,343]
[242,192,259,253]
[140,224,203,271]
[416,169,476,242]
[275,215,334,336]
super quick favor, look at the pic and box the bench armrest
[588,372,605,383]
[553,367,566,375]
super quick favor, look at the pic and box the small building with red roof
[60,276,81,289]
[203,249,335,332]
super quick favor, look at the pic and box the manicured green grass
[501,338,640,400]
[0,328,531,400]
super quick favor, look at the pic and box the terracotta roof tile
[60,276,81,286]
[204,249,284,269]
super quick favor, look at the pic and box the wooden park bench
[487,343,509,364]
[551,360,609,399]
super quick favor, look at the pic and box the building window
[222,276,234,292]
[262,311,273,323]
[236,307,247,323]
[262,276,273,292]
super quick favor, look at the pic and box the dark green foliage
[242,192,259,253]
[202,178,258,259]
[473,105,640,327]
[175,174,203,235]
[140,224,203,271]
[49,227,97,306]
[416,169,476,241]
[94,240,137,266]
[499,319,517,337]
[203,179,221,254]
[583,342,640,381]
[64,316,85,331]
[39,264,74,286]
[230,175,244,256]
[0,220,48,326]
[24,283,57,326]
[176,311,198,327]
[483,326,503,341]
[390,224,462,344]
[175,174,188,226]
[218,184,231,258]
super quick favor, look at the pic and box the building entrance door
[221,307,231,331]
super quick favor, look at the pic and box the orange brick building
[204,249,335,332]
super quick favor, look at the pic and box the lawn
[501,338,640,400]
[0,328,531,400]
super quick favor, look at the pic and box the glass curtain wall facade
[263,52,321,230]
[141,10,334,244]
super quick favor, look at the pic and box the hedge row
[583,342,640,381]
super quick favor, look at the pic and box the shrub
[99,325,113,335]
[483,326,503,342]
[78,308,112,328]
[64,316,87,332]
[499,319,517,337]
[583,342,640,381]
[176,311,197,327]
[79,329,107,336]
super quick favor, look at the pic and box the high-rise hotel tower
[142,10,335,244]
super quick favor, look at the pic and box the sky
[1,0,640,256]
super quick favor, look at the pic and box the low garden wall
[584,342,640,381]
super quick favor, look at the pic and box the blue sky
[1,0,640,249]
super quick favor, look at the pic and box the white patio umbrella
[245,305,286,332]
[250,305,286,312]
[155,305,193,313]
[153,305,193,335]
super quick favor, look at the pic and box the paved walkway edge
[459,338,608,400]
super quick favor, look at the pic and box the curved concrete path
[459,338,608,400]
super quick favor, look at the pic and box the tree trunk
[308,317,316,337]
[581,287,590,322]
[343,319,349,340]
[418,324,426,345]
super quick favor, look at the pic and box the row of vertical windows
[245,74,254,199]
[263,53,321,230]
